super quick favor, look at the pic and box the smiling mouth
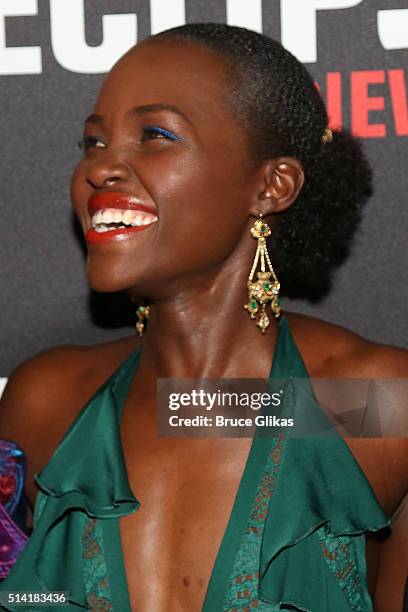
[91,207,158,233]
[85,192,158,244]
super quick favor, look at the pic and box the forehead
[94,39,234,127]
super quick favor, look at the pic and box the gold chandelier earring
[244,214,281,333]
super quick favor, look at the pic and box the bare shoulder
[285,311,407,378]
[0,334,140,505]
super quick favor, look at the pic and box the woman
[0,23,407,611]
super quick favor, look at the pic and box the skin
[1,39,407,611]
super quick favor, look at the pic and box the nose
[86,152,132,189]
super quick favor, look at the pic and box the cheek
[142,151,249,263]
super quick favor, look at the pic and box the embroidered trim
[317,528,365,610]
[222,434,285,611]
[80,515,113,611]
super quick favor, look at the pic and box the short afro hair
[152,23,373,300]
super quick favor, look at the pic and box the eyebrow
[84,104,193,127]
[84,113,104,125]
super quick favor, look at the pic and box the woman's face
[71,39,258,296]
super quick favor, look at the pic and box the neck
[133,256,280,379]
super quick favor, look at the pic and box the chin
[86,275,124,294]
[85,259,160,296]
[86,262,135,294]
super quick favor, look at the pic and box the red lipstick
[86,192,158,244]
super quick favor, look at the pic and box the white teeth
[123,210,133,225]
[91,208,158,230]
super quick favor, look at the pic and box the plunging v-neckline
[108,315,294,611]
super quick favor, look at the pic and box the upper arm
[0,346,78,444]
[359,343,408,437]
[0,346,86,506]
[364,343,408,377]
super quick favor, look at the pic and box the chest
[119,404,253,611]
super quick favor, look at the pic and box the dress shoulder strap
[270,315,310,379]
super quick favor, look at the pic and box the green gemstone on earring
[250,300,257,309]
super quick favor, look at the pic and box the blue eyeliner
[144,125,180,140]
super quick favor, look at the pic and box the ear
[249,157,305,216]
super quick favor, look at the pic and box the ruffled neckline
[34,357,141,518]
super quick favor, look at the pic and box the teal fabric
[202,317,390,612]
[1,316,390,611]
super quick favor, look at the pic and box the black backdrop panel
[1,0,407,377]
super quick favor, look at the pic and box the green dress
[1,316,390,611]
